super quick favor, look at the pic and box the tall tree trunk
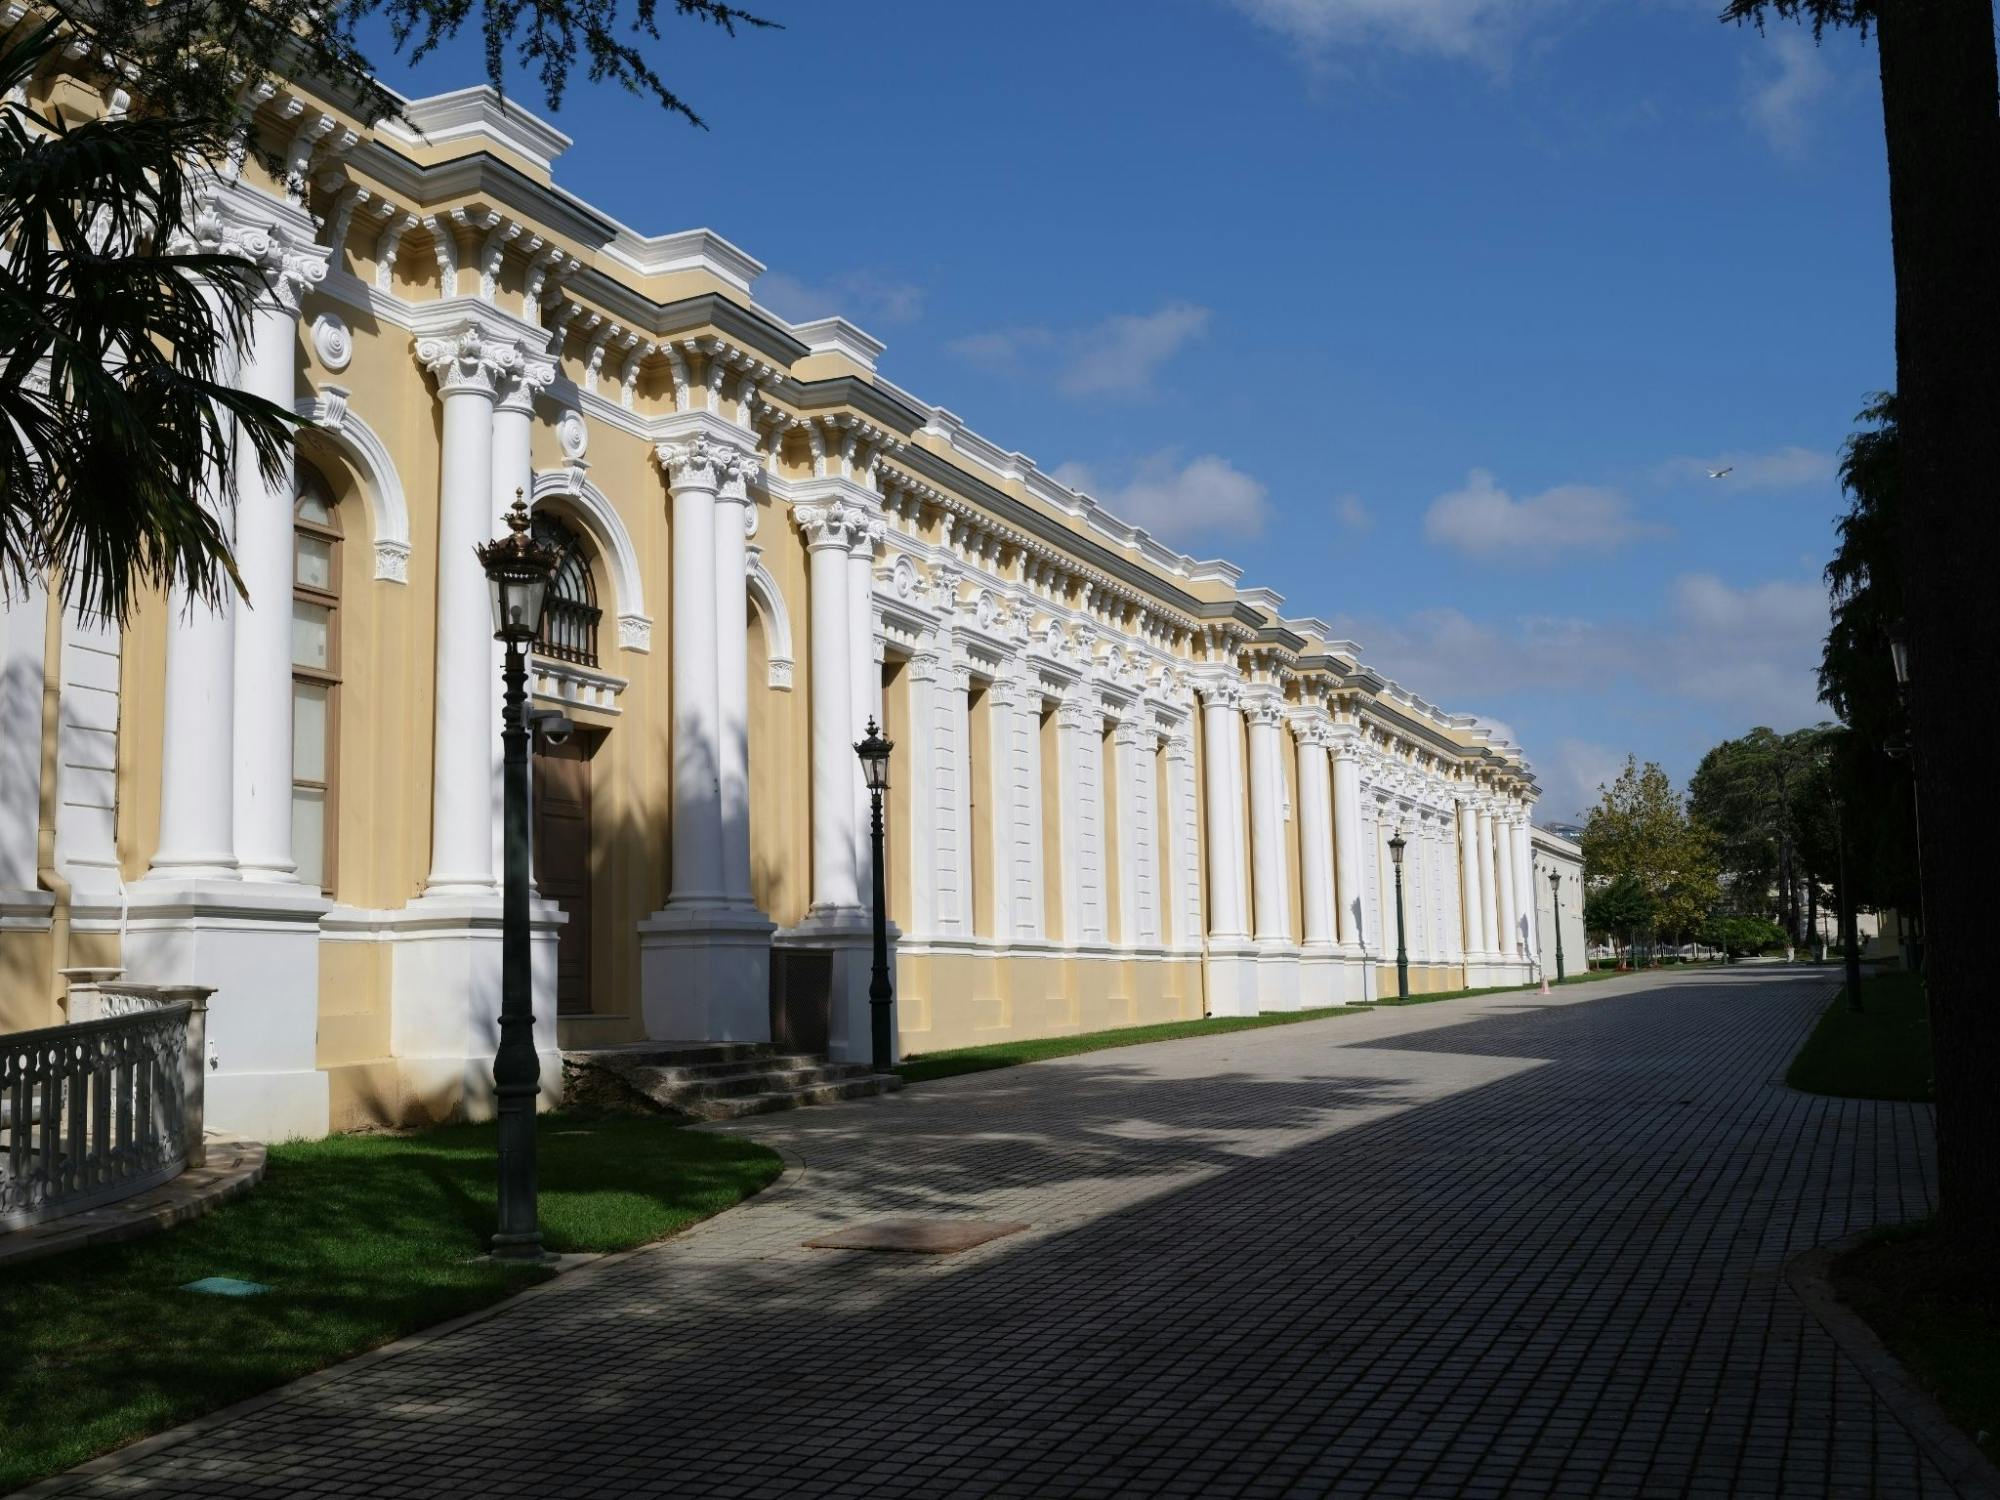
[1875,0,2000,1261]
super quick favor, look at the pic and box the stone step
[564,1042,793,1070]
[619,1062,879,1102]
[560,1045,902,1122]
[682,1073,904,1122]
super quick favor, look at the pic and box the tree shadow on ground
[48,971,1946,1500]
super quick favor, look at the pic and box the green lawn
[897,967,1631,1085]
[1785,970,1933,1102]
[0,1115,781,1492]
[1832,1220,1999,1456]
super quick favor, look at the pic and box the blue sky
[355,0,1893,821]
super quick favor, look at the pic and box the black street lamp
[854,719,895,1073]
[1388,830,1409,1000]
[1548,868,1565,983]
[477,490,559,1261]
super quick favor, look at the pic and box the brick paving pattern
[36,968,1947,1498]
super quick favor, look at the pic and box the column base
[1202,939,1260,1017]
[637,901,777,1043]
[774,906,896,1066]
[1254,942,1301,1013]
[1299,945,1341,1008]
[116,879,332,1142]
[332,894,565,1124]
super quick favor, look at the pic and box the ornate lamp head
[854,718,894,793]
[478,489,560,643]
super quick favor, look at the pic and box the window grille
[532,513,601,667]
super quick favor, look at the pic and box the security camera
[529,708,574,747]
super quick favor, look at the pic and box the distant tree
[1585,875,1654,962]
[1722,0,2000,1259]
[1817,396,1921,918]
[1581,756,1721,945]
[1699,913,1788,961]
[1688,724,1843,940]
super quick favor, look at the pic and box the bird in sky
[1708,466,1733,480]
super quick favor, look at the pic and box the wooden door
[532,736,594,1014]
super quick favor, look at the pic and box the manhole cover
[180,1276,271,1297]
[803,1218,1030,1254]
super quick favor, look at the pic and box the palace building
[0,84,1580,1141]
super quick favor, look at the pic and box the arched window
[292,467,342,891]
[532,512,600,667]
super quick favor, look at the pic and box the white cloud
[1656,444,1837,492]
[1056,451,1270,544]
[1538,738,1631,824]
[1422,468,1661,560]
[756,268,926,328]
[1325,570,1833,799]
[1744,27,1830,156]
[1229,0,1547,62]
[1334,493,1374,532]
[949,302,1211,399]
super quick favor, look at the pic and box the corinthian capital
[1197,676,1244,712]
[1244,693,1286,729]
[656,432,758,492]
[415,325,524,399]
[183,197,329,315]
[496,356,558,414]
[792,500,861,550]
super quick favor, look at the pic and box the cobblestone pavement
[37,968,1946,1498]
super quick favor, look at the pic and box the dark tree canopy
[48,0,776,137]
[1722,0,2000,1258]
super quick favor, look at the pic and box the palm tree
[0,19,296,621]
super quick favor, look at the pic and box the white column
[150,381,244,881]
[713,459,757,905]
[796,502,860,915]
[488,358,554,883]
[1057,692,1107,944]
[655,437,739,907]
[1474,803,1500,959]
[1399,804,1426,965]
[902,647,941,940]
[1295,726,1336,950]
[0,586,47,895]
[1331,739,1365,952]
[1199,685,1248,940]
[986,671,1028,944]
[1164,729,1202,949]
[1457,798,1485,962]
[1427,813,1451,962]
[230,243,326,883]
[1245,694,1289,945]
[1493,801,1518,961]
[411,328,519,896]
[1512,812,1537,967]
[1009,677,1048,942]
[846,520,881,896]
[930,657,973,938]
[1114,720,1160,947]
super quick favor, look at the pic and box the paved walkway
[39,969,1945,1498]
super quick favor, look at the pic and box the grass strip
[1831,1220,1998,1455]
[1785,969,1932,1102]
[0,1114,781,1492]
[897,966,1636,1085]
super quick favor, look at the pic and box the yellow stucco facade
[0,80,1549,1141]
